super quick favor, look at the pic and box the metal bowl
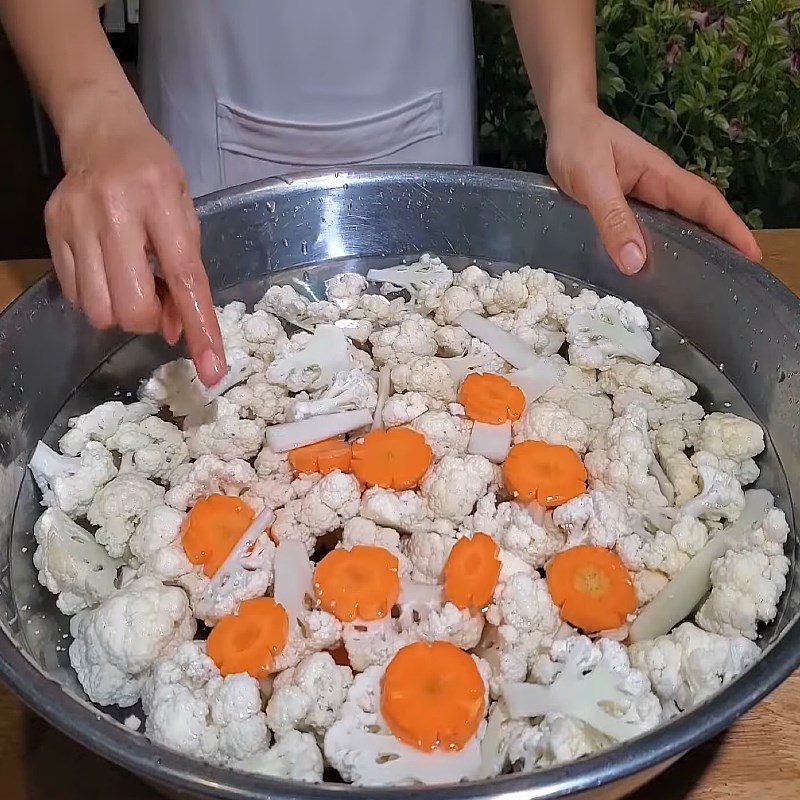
[0,167,798,800]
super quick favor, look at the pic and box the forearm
[0,0,146,155]
[508,0,597,127]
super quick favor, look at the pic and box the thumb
[572,161,647,276]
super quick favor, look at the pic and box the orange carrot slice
[206,597,289,678]
[458,372,526,424]
[503,440,587,507]
[351,427,432,490]
[181,494,255,577]
[288,437,352,475]
[546,545,637,632]
[313,545,400,622]
[443,532,501,611]
[381,640,485,751]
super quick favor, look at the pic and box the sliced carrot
[289,437,352,475]
[503,439,587,507]
[206,597,289,678]
[313,545,400,622]
[443,532,501,611]
[181,494,255,577]
[458,372,526,424]
[381,641,485,751]
[351,427,432,490]
[546,545,637,632]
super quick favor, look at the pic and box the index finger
[146,199,226,386]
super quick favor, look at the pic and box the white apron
[138,0,476,196]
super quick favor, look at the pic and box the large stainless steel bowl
[0,167,798,800]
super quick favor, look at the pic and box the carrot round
[313,545,400,622]
[181,494,255,577]
[546,545,637,632]
[381,641,485,751]
[206,597,289,678]
[503,439,587,507]
[458,372,525,424]
[351,427,432,490]
[288,437,352,475]
[443,532,501,611]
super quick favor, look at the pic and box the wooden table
[0,230,798,799]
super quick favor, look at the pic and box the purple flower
[710,14,726,33]
[733,45,747,66]
[689,10,711,28]
[787,49,800,75]
[665,40,681,67]
[776,12,793,31]
[728,118,743,142]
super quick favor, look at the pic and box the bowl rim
[1,164,799,799]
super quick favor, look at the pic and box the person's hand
[44,101,226,386]
[544,103,762,274]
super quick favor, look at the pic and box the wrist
[541,96,599,135]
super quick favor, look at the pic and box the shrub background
[475,0,800,227]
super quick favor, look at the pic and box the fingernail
[199,349,224,384]
[620,242,646,275]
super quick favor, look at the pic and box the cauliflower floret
[390,357,457,402]
[87,469,166,558]
[473,493,565,567]
[629,622,761,718]
[508,713,608,770]
[142,640,269,764]
[679,454,745,522]
[654,421,699,506]
[360,487,430,534]
[553,490,631,549]
[369,316,438,366]
[164,456,256,512]
[32,508,121,615]
[272,470,361,553]
[610,387,705,430]
[367,254,454,310]
[695,549,789,640]
[266,326,352,392]
[271,608,343,673]
[434,285,483,325]
[342,618,413,673]
[632,570,669,605]
[185,398,265,461]
[287,369,377,421]
[412,602,485,651]
[616,529,691,579]
[381,391,446,427]
[58,400,156,455]
[695,412,765,462]
[410,410,472,460]
[420,454,497,524]
[403,529,455,584]
[494,302,566,356]
[434,325,473,357]
[105,417,188,481]
[266,652,354,739]
[239,309,288,363]
[225,373,289,424]
[514,401,592,454]
[350,293,408,326]
[325,273,368,312]
[29,441,117,519]
[455,263,494,292]
[128,504,193,583]
[255,284,310,322]
[70,575,195,707]
[479,270,530,315]
[342,517,412,576]
[597,362,698,402]
[235,730,324,782]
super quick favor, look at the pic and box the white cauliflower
[225,373,289,424]
[565,296,658,368]
[240,309,288,363]
[390,357,457,402]
[29,441,117,519]
[369,316,438,366]
[360,486,430,534]
[366,254,454,309]
[434,285,483,325]
[434,325,473,357]
[32,508,121,615]
[610,387,704,430]
[695,549,789,639]
[553,490,631,549]
[58,400,156,455]
[266,326,352,392]
[271,608,343,673]
[255,284,310,323]
[696,412,765,462]
[513,401,592,454]
[266,652,354,739]
[616,529,691,579]
[410,410,472,460]
[381,391,446,427]
[479,270,530,315]
[597,362,698,403]
[325,272,368,312]
[128,504,193,583]
[473,493,565,567]
[342,517,411,576]
[350,293,408,326]
[142,640,269,764]
[164,456,256,512]
[507,713,609,770]
[239,446,295,512]
[654,421,699,506]
[403,529,455,584]
[455,263,494,292]
[420,454,497,524]
[287,369,377,421]
[692,449,760,488]
[87,468,166,558]
[235,730,324,782]
[342,619,413,673]
[632,570,669,605]
[679,454,745,522]
[629,622,761,718]
[69,575,195,707]
[185,398,265,461]
[105,417,188,481]
[272,470,361,553]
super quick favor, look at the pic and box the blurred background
[1,0,799,259]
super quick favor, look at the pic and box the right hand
[44,103,226,386]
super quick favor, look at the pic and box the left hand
[544,103,762,275]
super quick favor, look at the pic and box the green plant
[475,0,800,227]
